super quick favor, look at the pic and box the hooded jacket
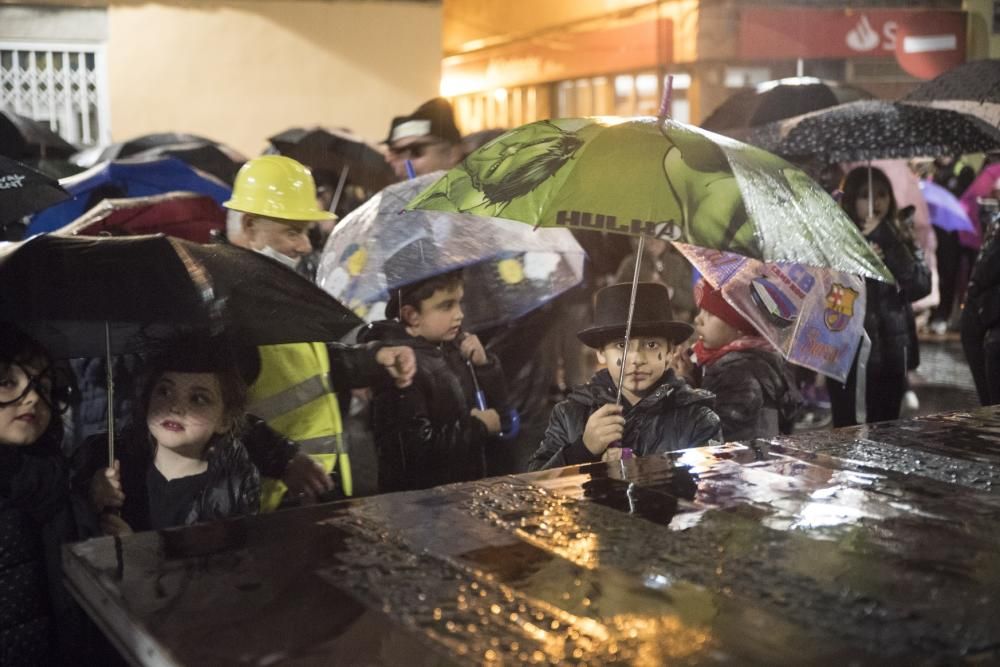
[700,347,801,442]
[528,369,721,471]
[362,320,509,492]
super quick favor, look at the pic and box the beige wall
[107,0,442,156]
[966,0,1000,58]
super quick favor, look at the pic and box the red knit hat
[694,279,754,334]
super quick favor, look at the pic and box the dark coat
[362,321,509,492]
[0,436,75,666]
[863,221,931,375]
[75,425,260,532]
[700,348,801,442]
[966,222,1000,329]
[528,369,721,471]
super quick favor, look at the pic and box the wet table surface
[64,407,1000,666]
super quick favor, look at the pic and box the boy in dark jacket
[363,261,510,492]
[528,283,721,471]
[688,280,801,441]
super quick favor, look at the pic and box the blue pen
[405,159,416,180]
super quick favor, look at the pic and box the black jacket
[863,221,931,374]
[700,348,801,442]
[75,425,260,532]
[528,369,721,471]
[966,221,1000,329]
[362,321,509,492]
[0,436,75,666]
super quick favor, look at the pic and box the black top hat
[385,98,462,146]
[577,282,693,348]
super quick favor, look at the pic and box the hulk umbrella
[406,115,891,283]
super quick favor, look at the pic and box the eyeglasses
[388,141,443,161]
[0,363,71,413]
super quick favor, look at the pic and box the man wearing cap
[528,282,721,471]
[225,156,417,507]
[385,97,464,181]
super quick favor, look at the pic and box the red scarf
[693,336,775,368]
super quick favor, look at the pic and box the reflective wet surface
[64,407,1000,665]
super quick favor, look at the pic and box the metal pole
[615,233,645,406]
[329,165,350,214]
[105,321,115,468]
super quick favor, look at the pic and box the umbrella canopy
[744,100,1000,164]
[0,234,362,359]
[408,116,891,282]
[0,155,70,223]
[0,109,77,159]
[269,127,394,194]
[958,163,1000,249]
[676,244,865,383]
[27,157,232,234]
[919,179,975,234]
[903,59,1000,129]
[131,142,246,185]
[701,77,873,133]
[318,172,585,331]
[56,192,226,243]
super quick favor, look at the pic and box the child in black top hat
[528,282,721,471]
[361,240,511,492]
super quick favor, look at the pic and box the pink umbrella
[958,163,1000,251]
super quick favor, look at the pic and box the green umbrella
[407,115,891,282]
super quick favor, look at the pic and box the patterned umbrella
[701,77,873,133]
[318,172,585,331]
[744,100,1000,164]
[903,59,1000,129]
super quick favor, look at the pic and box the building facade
[1,0,443,155]
[442,0,990,133]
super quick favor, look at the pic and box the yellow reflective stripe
[248,374,328,422]
[297,434,345,456]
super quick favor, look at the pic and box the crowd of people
[3,95,1000,665]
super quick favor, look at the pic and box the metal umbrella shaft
[105,321,115,468]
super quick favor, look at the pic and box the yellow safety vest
[248,342,352,511]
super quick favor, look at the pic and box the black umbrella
[743,100,1000,164]
[131,142,246,184]
[72,133,230,169]
[903,59,1000,128]
[700,77,874,133]
[268,127,394,196]
[0,234,363,359]
[0,155,70,223]
[0,109,78,159]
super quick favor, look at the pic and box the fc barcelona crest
[824,283,858,332]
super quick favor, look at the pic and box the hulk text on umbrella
[554,210,683,240]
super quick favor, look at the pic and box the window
[0,41,110,146]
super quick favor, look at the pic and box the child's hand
[471,408,501,434]
[282,452,333,501]
[669,347,696,383]
[862,215,882,235]
[99,512,133,537]
[90,460,124,512]
[376,345,416,388]
[582,404,624,456]
[459,334,488,366]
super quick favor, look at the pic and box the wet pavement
[64,406,1000,666]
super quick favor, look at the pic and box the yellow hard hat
[224,155,332,222]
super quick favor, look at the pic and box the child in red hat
[684,279,801,441]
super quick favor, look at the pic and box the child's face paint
[147,372,228,457]
[0,360,53,446]
[597,336,672,398]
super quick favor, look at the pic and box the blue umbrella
[27,157,231,234]
[919,179,975,234]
